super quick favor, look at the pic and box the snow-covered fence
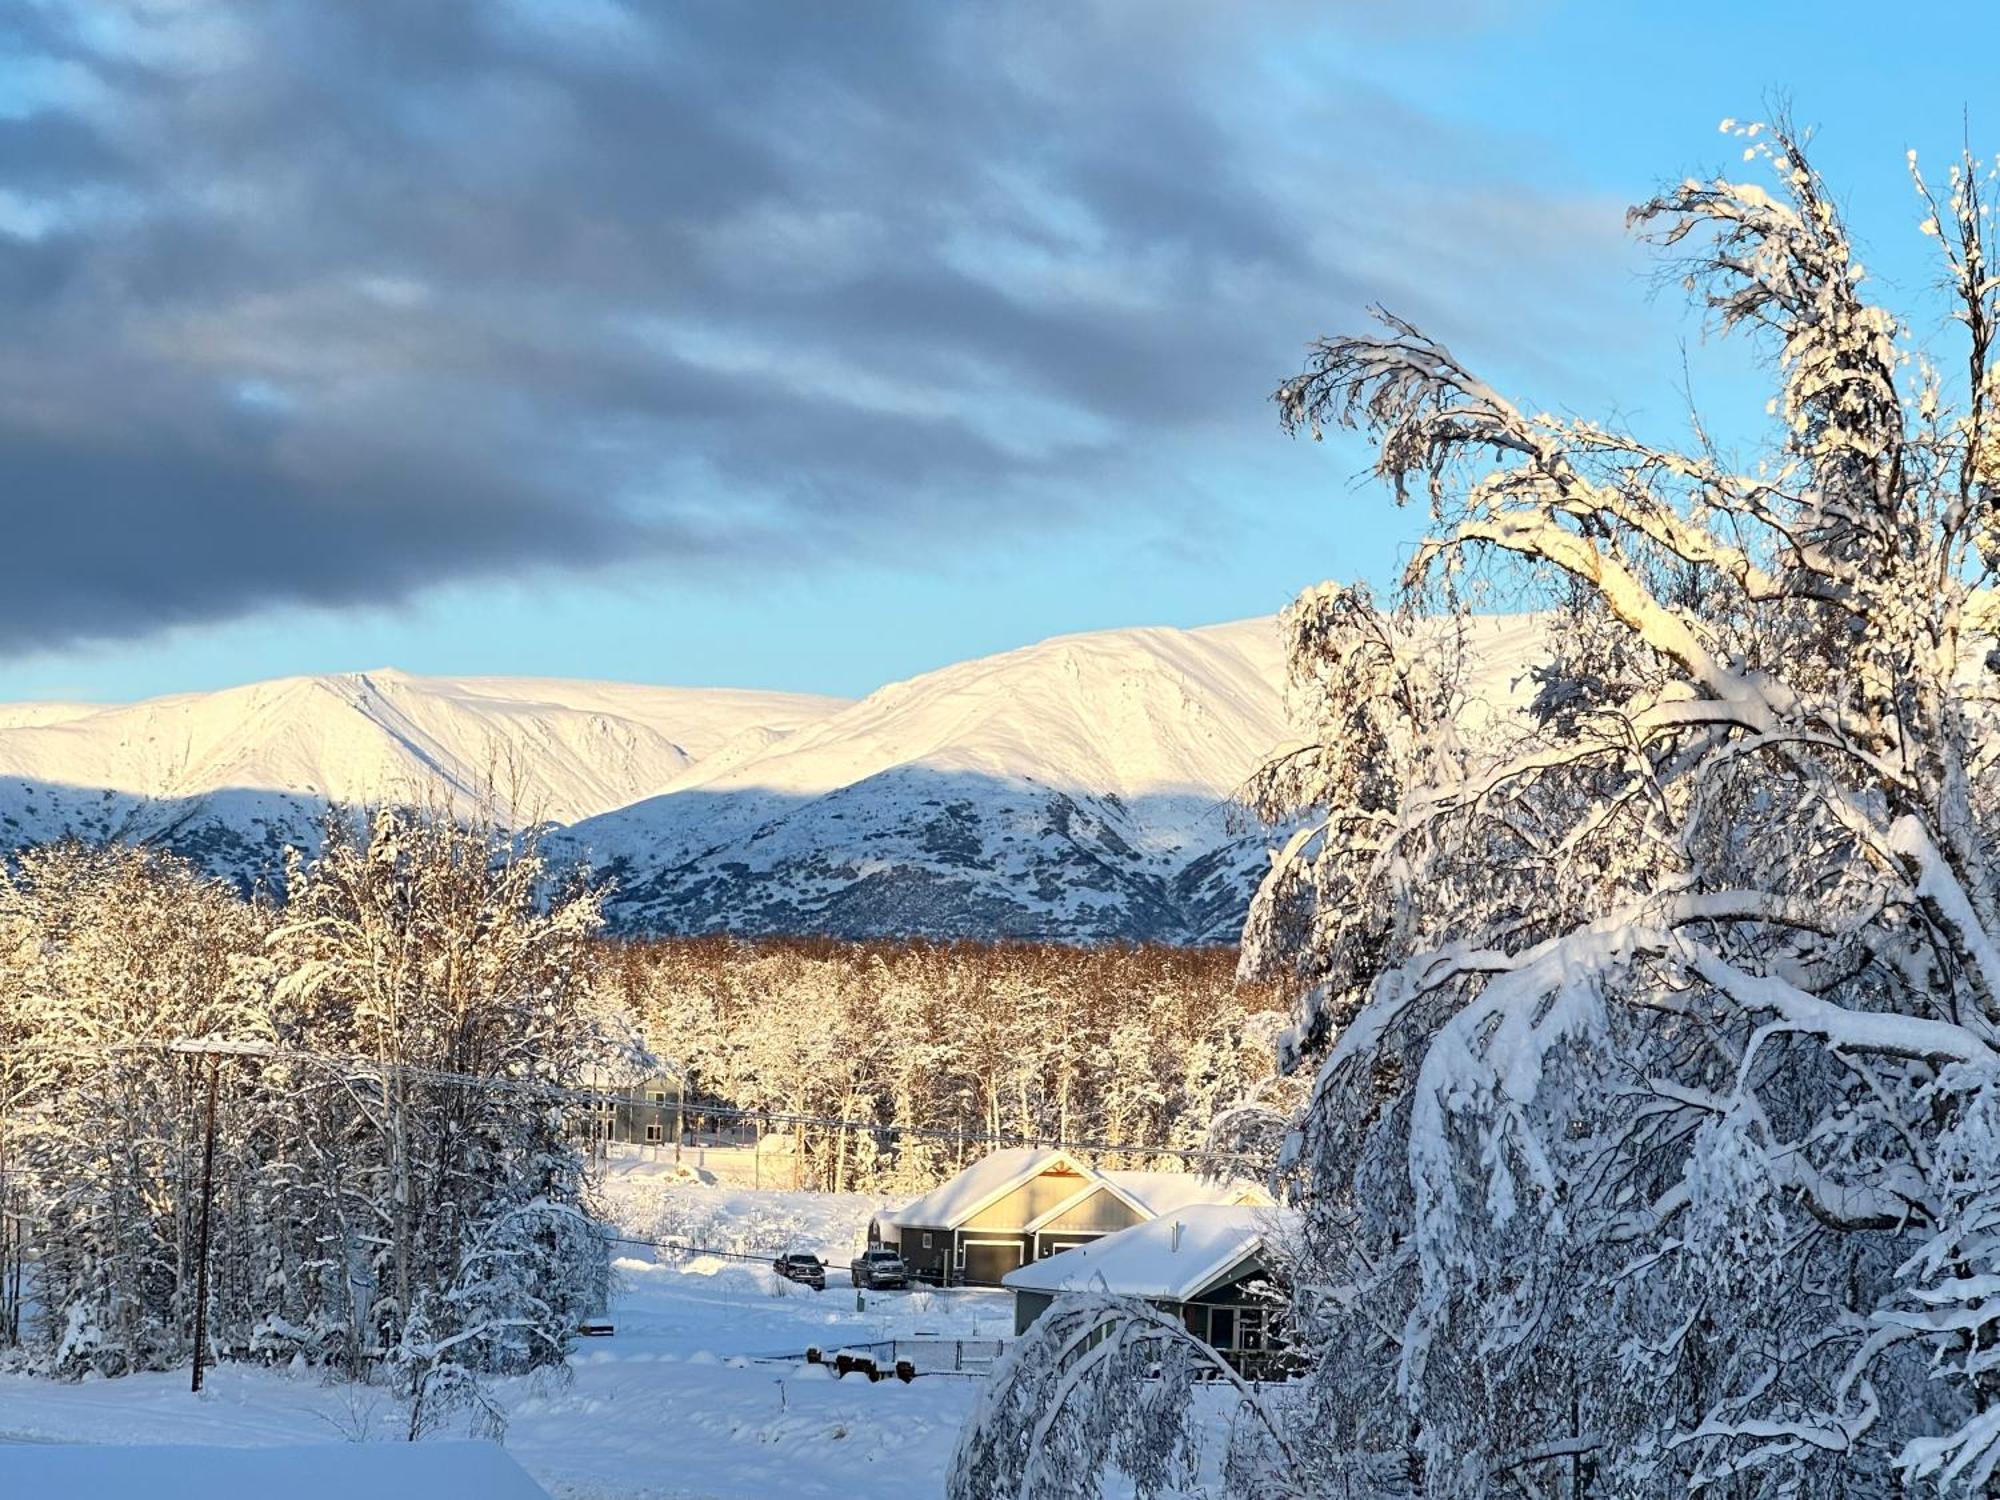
[790,1336,1006,1375]
[885,1336,1004,1373]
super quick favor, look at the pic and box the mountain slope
[562,618,1291,941]
[0,672,846,888]
[0,614,1551,942]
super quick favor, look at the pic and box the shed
[1002,1204,1291,1377]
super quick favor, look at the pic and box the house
[572,1069,684,1149]
[1002,1204,1291,1377]
[880,1146,1105,1285]
[874,1146,1273,1286]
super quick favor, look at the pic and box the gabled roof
[1002,1204,1288,1303]
[1021,1173,1154,1234]
[889,1146,1096,1231]
[1103,1170,1273,1216]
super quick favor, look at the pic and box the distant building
[871,1146,1272,1287]
[572,1070,684,1149]
[1002,1204,1291,1377]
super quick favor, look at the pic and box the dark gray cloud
[0,0,1620,652]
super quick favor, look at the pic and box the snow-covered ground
[592,1151,911,1256]
[0,1181,1013,1499]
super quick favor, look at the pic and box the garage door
[1039,1236,1097,1258]
[963,1240,1023,1286]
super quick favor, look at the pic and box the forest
[608,937,1292,1192]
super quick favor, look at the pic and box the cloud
[0,0,1626,653]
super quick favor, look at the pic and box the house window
[649,1091,666,1104]
[1238,1309,1266,1352]
[922,1232,933,1249]
[644,1123,664,1143]
[1209,1308,1235,1349]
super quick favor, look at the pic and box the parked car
[773,1252,827,1290]
[850,1248,909,1289]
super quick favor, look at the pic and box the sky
[4,1,2000,704]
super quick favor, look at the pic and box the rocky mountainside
[561,617,1290,942]
[0,614,1540,942]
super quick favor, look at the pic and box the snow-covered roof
[1002,1205,1286,1303]
[0,1441,552,1500]
[890,1146,1091,1230]
[1103,1170,1272,1216]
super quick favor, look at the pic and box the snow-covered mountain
[0,671,844,890]
[562,618,1291,942]
[0,614,1540,942]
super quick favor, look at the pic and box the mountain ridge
[0,614,1535,942]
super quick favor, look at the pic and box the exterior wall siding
[901,1227,953,1285]
[963,1169,1095,1231]
[1036,1187,1147,1235]
[1014,1290,1053,1337]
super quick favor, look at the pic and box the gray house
[873,1147,1272,1287]
[1002,1204,1291,1378]
[573,1070,685,1150]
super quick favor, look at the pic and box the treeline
[606,938,1296,1193]
[0,817,635,1431]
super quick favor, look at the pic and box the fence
[818,1336,1007,1375]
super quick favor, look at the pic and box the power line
[12,1039,1259,1167]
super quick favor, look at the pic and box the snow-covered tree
[1237,119,2000,1496]
[950,1294,1306,1500]
[1,807,635,1405]
[957,118,2000,1499]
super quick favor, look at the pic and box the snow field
[0,1181,1015,1500]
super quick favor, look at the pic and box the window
[922,1232,934,1249]
[649,1091,666,1104]
[1238,1309,1266,1352]
[644,1123,663,1143]
[1208,1308,1235,1349]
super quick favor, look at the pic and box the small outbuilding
[1002,1204,1291,1378]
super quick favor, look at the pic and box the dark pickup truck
[850,1248,909,1289]
[773,1252,827,1291]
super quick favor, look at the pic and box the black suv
[773,1252,827,1291]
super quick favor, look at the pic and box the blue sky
[3,1,1997,703]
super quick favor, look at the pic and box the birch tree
[1238,118,2000,1495]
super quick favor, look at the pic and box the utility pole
[191,1052,219,1394]
[171,1037,273,1396]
